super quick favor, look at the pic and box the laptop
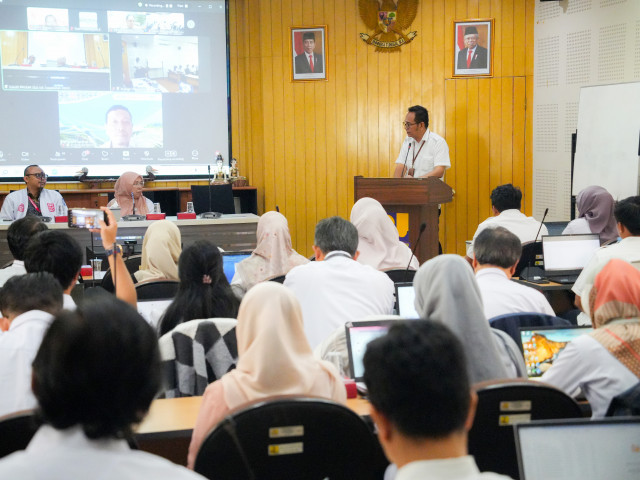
[520,326,593,378]
[395,282,419,319]
[345,320,395,393]
[221,251,252,283]
[541,234,600,283]
[515,417,640,480]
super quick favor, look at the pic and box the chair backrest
[489,312,571,353]
[191,184,235,215]
[382,268,416,283]
[135,279,180,300]
[101,255,142,293]
[514,241,542,278]
[0,410,41,459]
[468,379,582,480]
[158,318,238,398]
[194,396,387,480]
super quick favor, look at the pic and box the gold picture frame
[290,25,327,82]
[452,19,494,78]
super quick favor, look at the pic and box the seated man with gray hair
[284,216,395,349]
[473,226,554,320]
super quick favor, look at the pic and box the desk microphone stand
[199,164,222,219]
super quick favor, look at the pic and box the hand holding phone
[68,208,109,229]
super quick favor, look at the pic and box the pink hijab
[221,282,346,409]
[235,211,308,289]
[576,186,618,245]
[114,171,149,216]
[350,197,419,270]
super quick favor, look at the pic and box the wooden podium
[354,177,454,263]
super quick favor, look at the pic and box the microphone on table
[199,162,222,219]
[131,192,135,215]
[122,190,146,221]
[521,208,549,282]
[405,222,426,282]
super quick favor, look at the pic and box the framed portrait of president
[290,26,327,82]
[453,19,493,78]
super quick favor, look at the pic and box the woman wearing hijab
[350,197,419,271]
[563,185,618,244]
[134,220,181,283]
[108,171,154,216]
[187,282,346,468]
[413,255,514,383]
[542,259,640,417]
[158,240,239,337]
[230,211,308,298]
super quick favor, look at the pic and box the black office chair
[382,268,416,283]
[0,410,40,459]
[606,382,640,417]
[468,379,582,479]
[101,255,142,293]
[488,312,571,353]
[514,241,542,278]
[135,280,180,300]
[194,396,388,480]
[191,184,235,215]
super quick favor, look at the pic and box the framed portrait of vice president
[453,19,493,78]
[290,26,327,82]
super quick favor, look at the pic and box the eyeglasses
[26,173,48,180]
[403,122,418,128]
[132,181,144,186]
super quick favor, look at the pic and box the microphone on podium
[405,222,426,282]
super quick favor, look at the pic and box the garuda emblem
[359,0,418,52]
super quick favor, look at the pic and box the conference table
[135,396,371,465]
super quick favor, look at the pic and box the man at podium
[393,105,450,179]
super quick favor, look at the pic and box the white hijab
[134,220,181,283]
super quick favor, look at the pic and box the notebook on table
[345,320,395,393]
[520,325,593,378]
[515,417,640,480]
[394,282,419,319]
[541,234,600,284]
[221,251,252,283]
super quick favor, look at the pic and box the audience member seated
[0,273,62,417]
[158,240,239,337]
[230,211,308,299]
[135,220,181,284]
[573,196,640,315]
[107,171,154,216]
[284,216,395,349]
[0,297,205,479]
[542,259,640,418]
[473,226,554,319]
[363,321,512,480]
[466,184,547,260]
[187,282,346,468]
[563,185,617,244]
[349,197,419,271]
[24,231,83,311]
[0,217,48,287]
[414,255,515,382]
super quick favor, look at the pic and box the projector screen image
[0,0,229,178]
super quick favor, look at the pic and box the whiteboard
[573,81,640,199]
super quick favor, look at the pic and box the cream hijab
[221,282,346,409]
[350,197,419,270]
[235,211,308,289]
[413,254,509,383]
[113,171,149,216]
[135,220,181,283]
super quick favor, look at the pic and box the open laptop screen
[221,251,252,283]
[520,326,592,377]
[515,418,640,480]
[541,234,600,276]
[345,320,394,381]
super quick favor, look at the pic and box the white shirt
[395,129,451,177]
[0,310,54,417]
[0,260,26,287]
[0,188,67,221]
[284,251,395,349]
[0,424,206,479]
[541,325,639,418]
[475,268,555,319]
[562,217,591,235]
[397,456,512,480]
[467,209,548,258]
[63,294,77,311]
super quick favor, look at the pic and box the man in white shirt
[0,216,48,287]
[0,273,63,417]
[393,105,451,179]
[0,165,66,221]
[573,196,640,315]
[284,216,395,349]
[467,184,548,260]
[473,226,555,319]
[363,321,512,480]
[0,296,205,480]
